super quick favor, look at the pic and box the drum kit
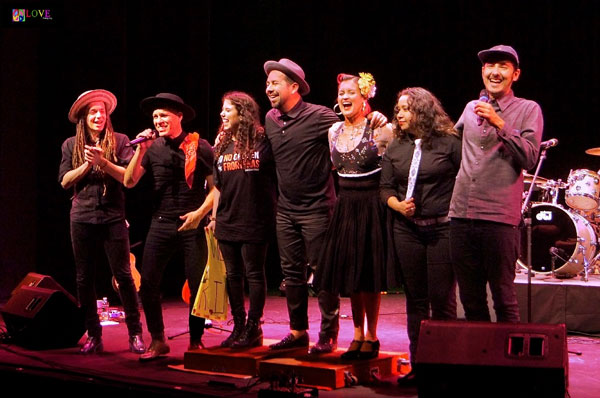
[519,147,600,280]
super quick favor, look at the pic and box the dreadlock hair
[392,87,457,149]
[214,91,264,167]
[71,104,117,173]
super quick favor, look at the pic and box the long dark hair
[214,91,264,165]
[392,87,457,148]
[71,105,116,171]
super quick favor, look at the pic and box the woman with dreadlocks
[59,89,145,355]
[207,91,277,348]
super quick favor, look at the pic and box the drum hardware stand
[521,147,550,323]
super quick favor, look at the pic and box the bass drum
[518,203,596,277]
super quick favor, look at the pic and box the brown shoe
[139,339,170,361]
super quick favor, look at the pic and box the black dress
[315,122,388,296]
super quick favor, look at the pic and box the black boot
[231,319,263,348]
[220,317,246,348]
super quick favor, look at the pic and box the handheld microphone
[540,138,559,149]
[127,130,158,147]
[477,90,489,126]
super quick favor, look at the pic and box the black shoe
[129,334,146,354]
[220,318,245,348]
[358,339,380,360]
[80,336,103,354]
[231,319,263,348]
[397,369,417,387]
[309,336,337,354]
[340,340,363,360]
[269,332,309,350]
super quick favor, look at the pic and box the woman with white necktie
[380,87,461,385]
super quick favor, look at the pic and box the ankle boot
[231,319,263,348]
[220,316,246,348]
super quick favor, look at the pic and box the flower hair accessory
[358,72,377,99]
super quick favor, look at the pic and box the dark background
[1,0,599,300]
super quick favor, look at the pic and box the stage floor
[1,294,599,397]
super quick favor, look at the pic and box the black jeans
[70,220,142,338]
[450,218,521,322]
[392,219,456,362]
[139,216,207,341]
[276,210,339,338]
[219,240,268,321]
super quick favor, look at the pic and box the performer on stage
[124,93,215,360]
[449,45,544,322]
[381,87,461,384]
[59,89,145,354]
[263,58,387,354]
[315,73,392,360]
[207,91,276,348]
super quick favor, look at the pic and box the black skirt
[314,173,388,296]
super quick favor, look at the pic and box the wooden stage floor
[1,293,599,397]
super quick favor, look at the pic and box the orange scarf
[179,132,199,188]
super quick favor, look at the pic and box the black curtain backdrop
[1,0,598,299]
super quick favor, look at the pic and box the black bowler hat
[140,93,196,122]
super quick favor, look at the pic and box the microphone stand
[521,147,549,324]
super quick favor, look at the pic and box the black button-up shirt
[380,134,462,218]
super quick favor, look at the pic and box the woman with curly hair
[380,87,461,385]
[208,91,277,348]
[315,73,393,359]
[59,89,145,354]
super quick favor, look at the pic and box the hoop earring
[333,103,343,116]
[362,102,367,113]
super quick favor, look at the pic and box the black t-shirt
[58,132,133,224]
[213,136,277,242]
[265,100,339,213]
[141,132,214,218]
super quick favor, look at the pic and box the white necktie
[405,139,422,199]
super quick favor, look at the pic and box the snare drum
[566,169,600,210]
[518,203,596,277]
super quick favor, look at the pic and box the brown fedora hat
[264,58,310,96]
[140,93,196,122]
[68,89,117,123]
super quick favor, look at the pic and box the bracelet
[209,216,216,221]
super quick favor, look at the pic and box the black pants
[219,240,268,321]
[392,219,456,362]
[450,218,521,322]
[139,216,207,341]
[70,220,142,338]
[276,210,339,338]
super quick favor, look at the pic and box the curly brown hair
[214,91,264,165]
[392,87,457,149]
[71,106,116,172]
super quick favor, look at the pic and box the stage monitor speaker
[11,272,77,303]
[415,320,568,398]
[1,284,85,350]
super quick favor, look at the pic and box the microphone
[127,130,158,147]
[540,138,559,149]
[477,90,489,126]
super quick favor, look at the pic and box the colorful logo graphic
[12,8,53,22]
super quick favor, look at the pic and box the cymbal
[586,147,600,156]
[523,172,548,185]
